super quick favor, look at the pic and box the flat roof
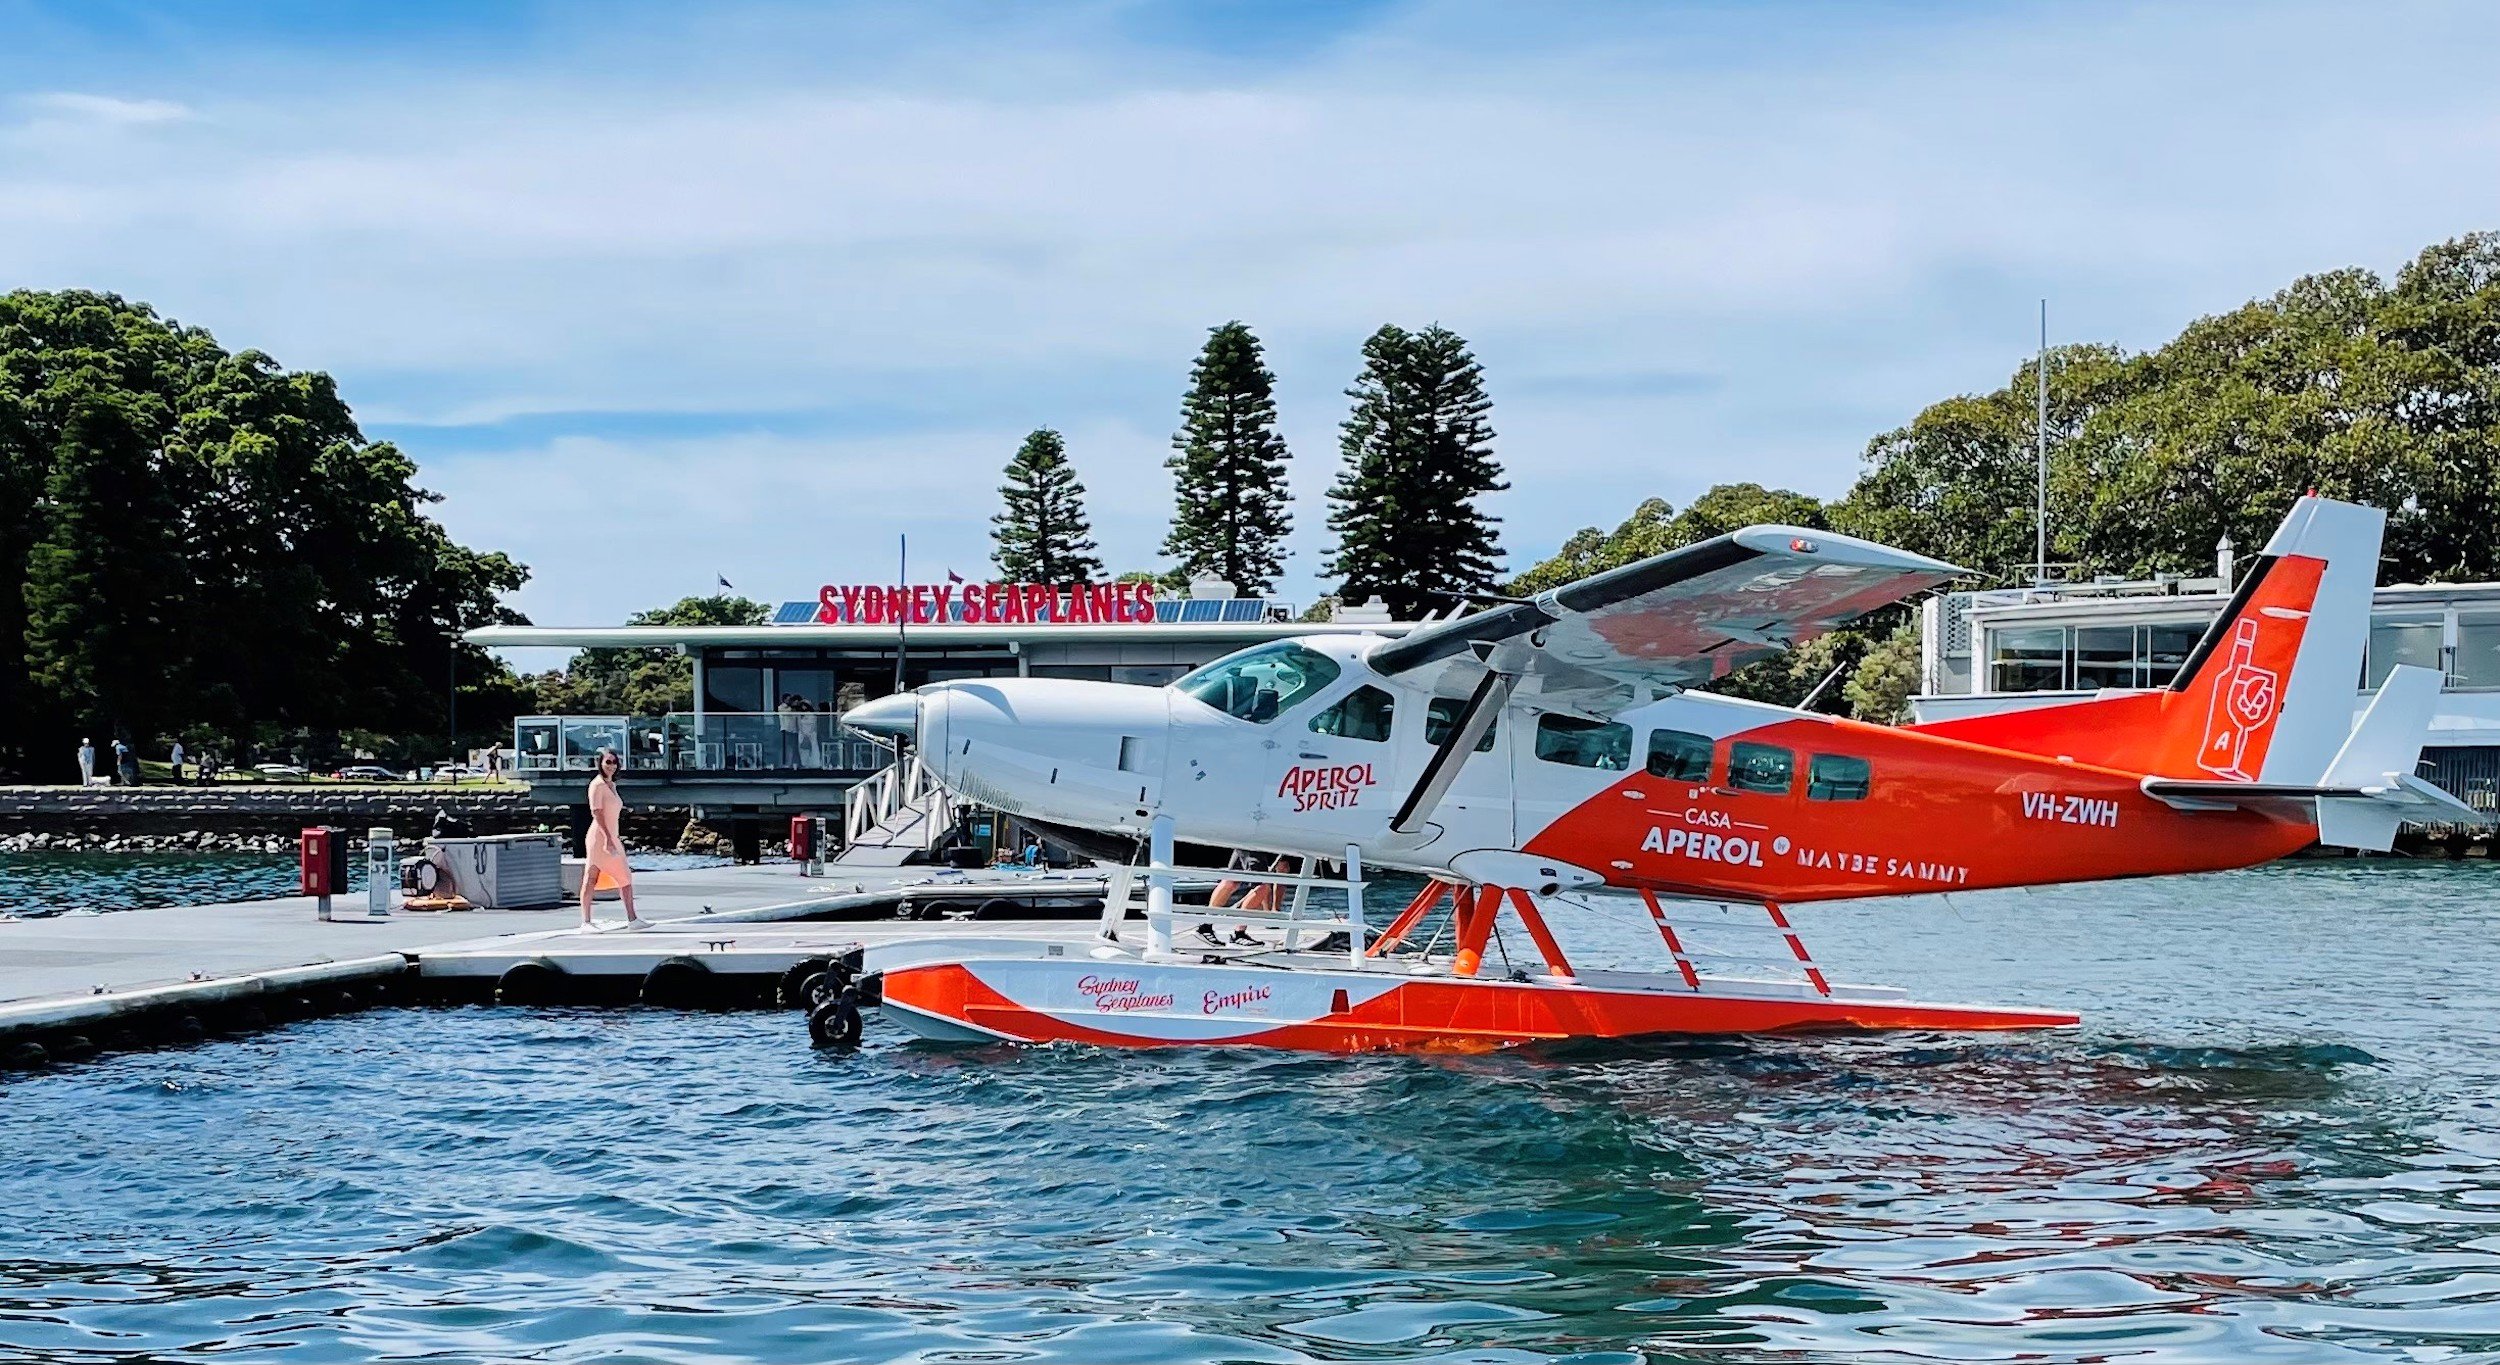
[1965,580,2500,626]
[467,621,1417,650]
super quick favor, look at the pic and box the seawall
[0,786,684,844]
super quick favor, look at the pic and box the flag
[945,568,964,584]
[717,574,735,590]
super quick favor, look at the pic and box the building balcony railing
[512,713,894,777]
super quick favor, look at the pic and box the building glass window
[1989,626,2068,692]
[1310,686,1396,742]
[1807,753,1872,801]
[2144,624,2204,688]
[1424,697,1497,751]
[1112,665,1187,687]
[703,664,766,714]
[1727,742,1794,795]
[1645,729,1713,782]
[1534,714,1631,769]
[2367,619,2444,689]
[2073,625,2138,690]
[1176,642,1342,723]
[773,667,839,710]
[2455,616,2500,690]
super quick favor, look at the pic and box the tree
[992,428,1103,583]
[0,289,531,777]
[1842,622,1924,724]
[21,384,186,749]
[1325,324,1507,618]
[544,594,770,715]
[1164,321,1293,592]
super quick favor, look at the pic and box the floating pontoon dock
[0,863,1200,1062]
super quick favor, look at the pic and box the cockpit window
[1175,642,1343,723]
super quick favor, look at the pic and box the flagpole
[893,532,909,697]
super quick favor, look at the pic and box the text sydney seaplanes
[817,579,1159,626]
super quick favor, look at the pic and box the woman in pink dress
[582,748,646,929]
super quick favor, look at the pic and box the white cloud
[4,1,2497,621]
[16,91,195,126]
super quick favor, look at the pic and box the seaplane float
[833,495,2484,1053]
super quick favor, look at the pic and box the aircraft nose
[843,691,919,742]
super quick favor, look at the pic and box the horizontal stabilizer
[2141,773,2480,817]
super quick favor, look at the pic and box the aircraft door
[1511,707,1634,848]
[1266,681,1403,842]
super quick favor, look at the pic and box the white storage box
[428,833,565,909]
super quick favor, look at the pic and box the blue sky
[6,0,2498,667]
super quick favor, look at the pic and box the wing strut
[1389,666,1512,834]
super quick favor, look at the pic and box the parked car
[428,763,486,782]
[335,765,401,782]
[253,762,309,780]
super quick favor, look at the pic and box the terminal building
[1912,551,2500,815]
[470,580,1416,857]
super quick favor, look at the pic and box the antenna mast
[2035,299,2050,586]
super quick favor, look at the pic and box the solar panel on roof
[1220,599,1263,622]
[1179,599,1221,622]
[773,600,820,624]
[1153,600,1181,623]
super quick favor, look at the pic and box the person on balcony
[582,747,647,930]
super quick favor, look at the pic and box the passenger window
[1310,686,1395,742]
[1535,714,1632,770]
[1645,729,1713,782]
[1726,741,1794,795]
[1807,753,1871,801]
[1424,697,1497,752]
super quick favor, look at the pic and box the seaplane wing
[1367,524,1965,696]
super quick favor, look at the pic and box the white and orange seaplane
[840,495,2483,1053]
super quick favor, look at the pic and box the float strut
[1639,889,1702,991]
[1763,900,1831,997]
[1368,880,1448,957]
[1503,888,1577,980]
[1451,884,1502,978]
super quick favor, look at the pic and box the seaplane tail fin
[1911,495,2384,782]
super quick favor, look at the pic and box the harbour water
[0,851,296,917]
[1,859,2494,1362]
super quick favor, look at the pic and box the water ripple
[1,861,2497,1361]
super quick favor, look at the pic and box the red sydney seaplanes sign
[816,581,1158,625]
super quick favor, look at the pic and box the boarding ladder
[1096,816,1374,969]
[837,749,955,867]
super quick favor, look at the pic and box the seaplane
[838,495,2484,1053]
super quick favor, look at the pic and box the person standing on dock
[77,738,95,786]
[582,747,647,930]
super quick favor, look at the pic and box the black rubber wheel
[776,957,832,1010]
[808,992,863,1048]
[976,897,1022,919]
[496,958,568,1006]
[805,962,855,1009]
[1,1042,47,1069]
[52,1034,97,1062]
[640,955,715,1009]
